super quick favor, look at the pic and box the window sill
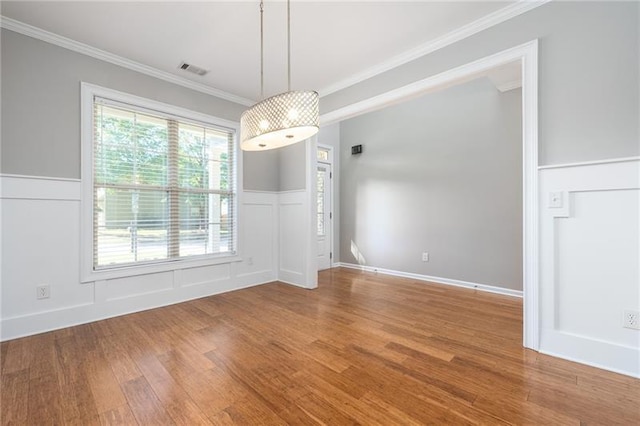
[81,253,242,283]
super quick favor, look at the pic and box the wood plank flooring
[2,268,639,425]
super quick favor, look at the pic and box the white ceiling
[1,1,519,103]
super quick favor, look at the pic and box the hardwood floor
[2,268,639,425]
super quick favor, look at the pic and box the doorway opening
[317,40,539,350]
[316,145,333,271]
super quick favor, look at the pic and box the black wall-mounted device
[351,144,363,155]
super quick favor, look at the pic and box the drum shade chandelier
[240,0,319,151]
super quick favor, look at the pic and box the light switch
[549,191,563,208]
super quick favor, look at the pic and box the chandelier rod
[260,0,264,100]
[287,0,291,92]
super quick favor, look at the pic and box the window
[317,147,329,162]
[316,147,331,237]
[317,167,326,236]
[82,84,238,279]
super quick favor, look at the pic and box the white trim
[322,40,539,351]
[0,173,81,183]
[82,83,240,131]
[317,143,335,166]
[305,138,319,288]
[276,189,308,195]
[320,40,538,126]
[0,174,81,201]
[337,263,523,298]
[80,82,242,283]
[316,143,335,271]
[0,16,253,106]
[521,40,539,351]
[497,80,522,93]
[82,255,244,283]
[1,279,268,342]
[538,156,640,170]
[318,1,550,97]
[242,189,279,195]
[539,349,639,380]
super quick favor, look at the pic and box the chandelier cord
[241,0,318,151]
[260,0,264,100]
[287,0,291,92]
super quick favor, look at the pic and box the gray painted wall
[1,29,246,179]
[278,142,307,192]
[243,143,306,192]
[325,1,639,166]
[340,78,523,290]
[243,151,279,191]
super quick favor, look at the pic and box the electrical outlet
[623,310,640,329]
[422,252,429,262]
[36,285,50,300]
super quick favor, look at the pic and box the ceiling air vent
[178,62,208,76]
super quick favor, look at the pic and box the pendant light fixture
[240,0,319,151]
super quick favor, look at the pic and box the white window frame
[80,82,242,282]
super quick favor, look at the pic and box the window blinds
[93,97,236,269]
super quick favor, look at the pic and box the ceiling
[1,1,520,104]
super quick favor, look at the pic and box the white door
[317,163,332,270]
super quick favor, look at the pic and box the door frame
[316,144,334,271]
[319,40,539,350]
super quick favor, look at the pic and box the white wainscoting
[278,190,315,288]
[236,191,279,286]
[0,176,279,340]
[539,158,640,378]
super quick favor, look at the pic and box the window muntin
[92,99,236,270]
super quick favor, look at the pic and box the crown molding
[318,0,550,98]
[0,16,254,107]
[1,1,549,105]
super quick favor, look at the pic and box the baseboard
[539,330,640,378]
[0,278,270,341]
[234,269,276,284]
[335,262,523,298]
[539,349,639,379]
[277,278,316,290]
[278,269,308,289]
